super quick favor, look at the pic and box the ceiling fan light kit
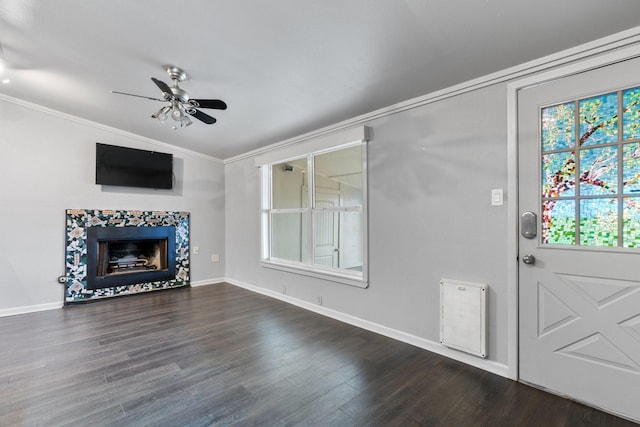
[113,65,227,130]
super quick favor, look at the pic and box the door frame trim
[506,30,640,380]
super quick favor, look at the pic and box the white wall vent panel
[440,278,487,358]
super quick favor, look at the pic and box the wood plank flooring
[0,283,635,426]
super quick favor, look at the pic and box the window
[259,129,367,287]
[541,86,640,247]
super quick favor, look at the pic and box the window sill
[260,260,368,288]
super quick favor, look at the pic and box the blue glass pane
[542,199,575,245]
[542,103,575,151]
[579,146,618,195]
[623,142,640,194]
[579,198,618,246]
[542,152,575,197]
[623,87,640,141]
[623,197,640,248]
[579,93,618,146]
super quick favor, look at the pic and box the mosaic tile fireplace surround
[65,209,189,304]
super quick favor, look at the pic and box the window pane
[623,87,640,141]
[579,146,617,196]
[313,210,339,267]
[542,102,575,151]
[271,212,308,263]
[272,158,307,209]
[579,93,618,146]
[623,197,640,248]
[623,142,640,194]
[579,198,618,247]
[312,211,362,270]
[542,152,575,197]
[314,145,362,208]
[542,199,576,245]
[337,211,362,271]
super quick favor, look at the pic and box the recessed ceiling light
[1,79,10,84]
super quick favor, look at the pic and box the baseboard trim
[225,277,510,378]
[0,302,63,318]
[0,280,224,315]
[190,278,226,287]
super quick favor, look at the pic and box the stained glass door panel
[541,86,640,248]
[519,56,640,423]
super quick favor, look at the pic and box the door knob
[522,254,536,265]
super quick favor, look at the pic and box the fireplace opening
[98,239,168,276]
[87,226,176,290]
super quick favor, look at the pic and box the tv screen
[96,143,173,190]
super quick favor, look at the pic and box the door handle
[522,254,536,265]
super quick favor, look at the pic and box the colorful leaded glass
[623,197,640,248]
[579,93,618,146]
[542,199,575,245]
[623,87,640,141]
[540,86,640,249]
[579,198,618,246]
[579,146,617,196]
[623,142,640,194]
[542,102,575,151]
[542,152,575,197]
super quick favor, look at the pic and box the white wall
[0,98,225,312]
[225,83,510,368]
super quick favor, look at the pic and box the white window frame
[258,127,368,288]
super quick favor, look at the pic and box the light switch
[193,246,199,255]
[491,189,504,206]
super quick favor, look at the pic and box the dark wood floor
[0,284,635,426]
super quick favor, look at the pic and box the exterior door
[518,57,640,421]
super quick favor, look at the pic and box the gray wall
[225,83,510,365]
[0,98,225,311]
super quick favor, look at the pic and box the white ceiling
[1,1,639,160]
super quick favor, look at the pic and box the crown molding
[0,93,224,164]
[224,25,640,165]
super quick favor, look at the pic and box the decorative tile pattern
[65,209,190,303]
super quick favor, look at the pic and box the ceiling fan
[112,65,227,130]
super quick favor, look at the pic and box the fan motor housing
[171,87,189,103]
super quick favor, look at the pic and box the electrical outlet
[317,296,323,306]
[193,246,199,255]
[211,254,220,263]
[283,285,287,295]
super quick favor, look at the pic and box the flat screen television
[96,143,173,190]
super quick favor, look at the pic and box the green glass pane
[542,199,575,245]
[579,198,618,247]
[579,146,617,196]
[623,87,640,140]
[542,152,575,197]
[542,103,575,151]
[579,93,618,146]
[623,142,640,194]
[623,197,640,248]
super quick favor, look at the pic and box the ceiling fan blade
[191,99,227,110]
[189,109,217,124]
[111,90,165,102]
[151,77,173,98]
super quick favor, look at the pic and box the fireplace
[87,226,176,290]
[65,209,190,304]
